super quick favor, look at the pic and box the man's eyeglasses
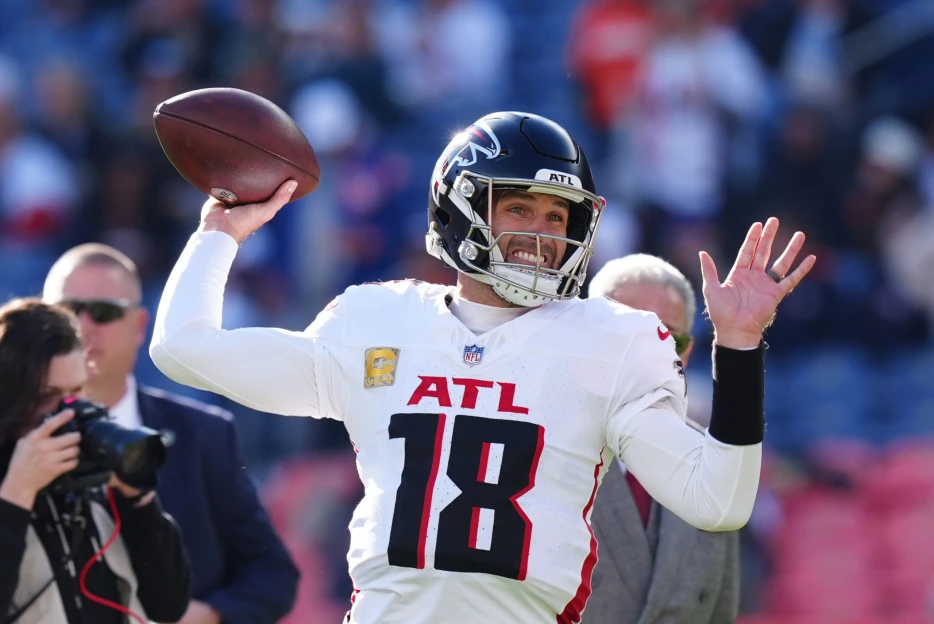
[672,332,692,357]
[59,299,137,324]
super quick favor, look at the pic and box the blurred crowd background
[0,0,932,621]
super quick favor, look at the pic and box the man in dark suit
[42,244,300,624]
[585,253,740,624]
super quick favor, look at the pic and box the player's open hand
[699,217,816,349]
[199,179,297,244]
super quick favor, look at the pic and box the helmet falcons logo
[444,121,502,171]
[433,121,502,203]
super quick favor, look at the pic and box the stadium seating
[760,436,934,621]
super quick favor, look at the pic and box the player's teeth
[515,251,543,264]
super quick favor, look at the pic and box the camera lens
[83,419,167,479]
[119,434,167,476]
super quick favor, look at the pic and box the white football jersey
[306,279,686,623]
[151,232,763,624]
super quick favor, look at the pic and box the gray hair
[588,253,697,333]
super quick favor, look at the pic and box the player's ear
[135,306,150,348]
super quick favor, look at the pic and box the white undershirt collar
[447,293,530,335]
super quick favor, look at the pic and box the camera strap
[3,494,89,624]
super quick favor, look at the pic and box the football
[153,87,320,206]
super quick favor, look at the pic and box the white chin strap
[491,266,561,306]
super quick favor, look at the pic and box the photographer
[0,298,190,624]
[43,243,299,624]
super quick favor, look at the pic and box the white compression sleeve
[613,406,761,531]
[150,231,325,417]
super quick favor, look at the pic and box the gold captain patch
[364,347,400,389]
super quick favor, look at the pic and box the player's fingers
[202,198,226,211]
[779,254,817,296]
[769,231,806,278]
[733,222,762,272]
[265,180,298,209]
[199,197,229,221]
[699,251,720,291]
[752,217,779,272]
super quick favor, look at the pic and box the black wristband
[708,342,766,446]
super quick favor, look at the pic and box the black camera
[44,397,169,493]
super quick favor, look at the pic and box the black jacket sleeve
[113,491,192,623]
[202,420,300,624]
[0,498,31,617]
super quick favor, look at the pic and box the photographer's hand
[0,409,80,510]
[108,474,155,506]
[178,600,222,624]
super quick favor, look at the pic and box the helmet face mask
[426,112,604,307]
[448,171,604,305]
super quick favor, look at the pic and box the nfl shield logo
[463,345,484,367]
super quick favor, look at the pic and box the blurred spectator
[844,115,925,254]
[120,0,217,86]
[835,116,930,347]
[566,0,655,133]
[0,56,78,245]
[290,79,414,310]
[733,103,843,348]
[34,58,109,178]
[275,0,399,127]
[608,0,769,284]
[123,37,194,137]
[879,144,934,332]
[374,0,511,120]
[779,0,848,108]
[753,103,847,245]
[217,0,283,99]
[0,54,78,298]
[920,108,934,207]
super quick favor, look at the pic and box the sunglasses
[672,332,692,357]
[59,299,137,324]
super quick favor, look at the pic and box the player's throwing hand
[199,179,297,244]
[699,217,816,349]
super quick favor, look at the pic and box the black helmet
[426,111,604,306]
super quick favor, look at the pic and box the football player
[150,112,815,624]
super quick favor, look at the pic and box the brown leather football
[153,88,320,206]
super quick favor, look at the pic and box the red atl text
[407,376,529,415]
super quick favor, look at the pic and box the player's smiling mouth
[509,250,549,268]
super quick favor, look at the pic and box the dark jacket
[138,387,299,624]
